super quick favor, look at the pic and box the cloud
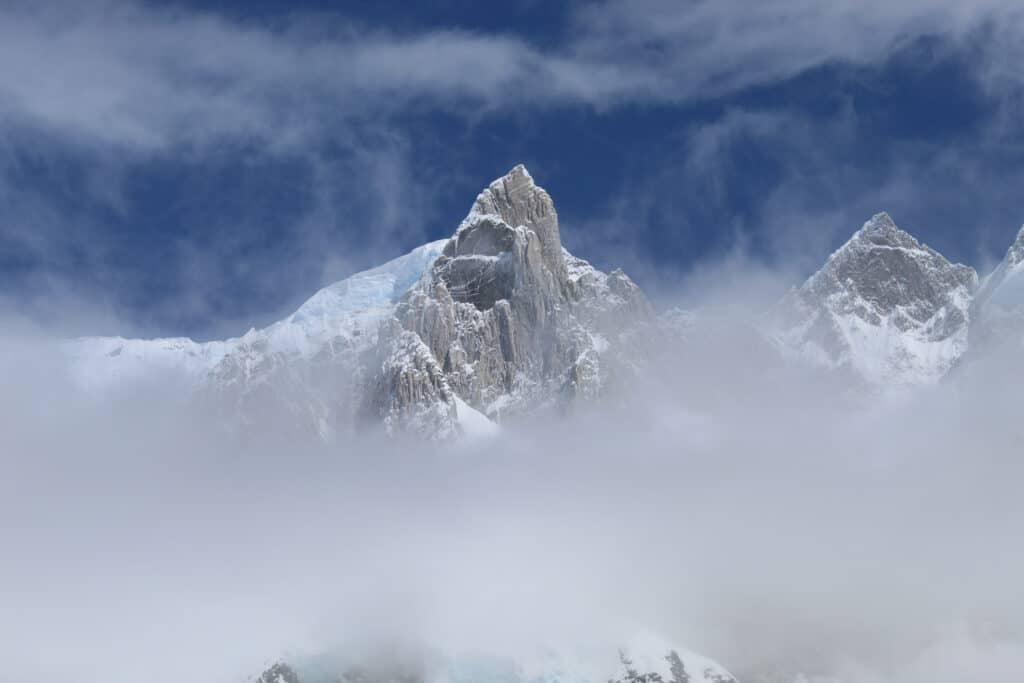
[0,2,578,151]
[5,267,1024,683]
[1,0,1023,151]
[558,73,1024,304]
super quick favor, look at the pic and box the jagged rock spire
[464,164,567,283]
[435,165,570,314]
[379,164,651,423]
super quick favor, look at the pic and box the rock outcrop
[371,164,653,427]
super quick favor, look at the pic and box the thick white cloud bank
[3,278,1024,683]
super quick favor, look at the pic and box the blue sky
[3,0,1024,339]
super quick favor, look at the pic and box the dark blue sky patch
[847,35,991,142]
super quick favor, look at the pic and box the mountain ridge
[63,168,1024,436]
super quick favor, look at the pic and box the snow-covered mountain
[65,170,1024,434]
[66,165,651,438]
[770,212,978,385]
[65,238,453,438]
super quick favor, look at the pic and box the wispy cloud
[4,0,1024,337]
[2,0,1022,150]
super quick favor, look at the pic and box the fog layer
[2,296,1023,683]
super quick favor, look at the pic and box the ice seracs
[771,212,978,385]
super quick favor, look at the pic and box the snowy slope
[262,240,447,356]
[64,240,447,391]
[453,396,500,440]
[63,334,234,390]
[975,224,1024,312]
[968,224,1024,354]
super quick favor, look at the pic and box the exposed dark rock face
[798,213,975,333]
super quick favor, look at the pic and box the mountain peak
[449,164,567,287]
[812,212,975,299]
[507,162,532,181]
[473,165,541,214]
[865,211,897,231]
[470,165,559,246]
[779,212,978,384]
[852,211,919,249]
[385,165,650,425]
